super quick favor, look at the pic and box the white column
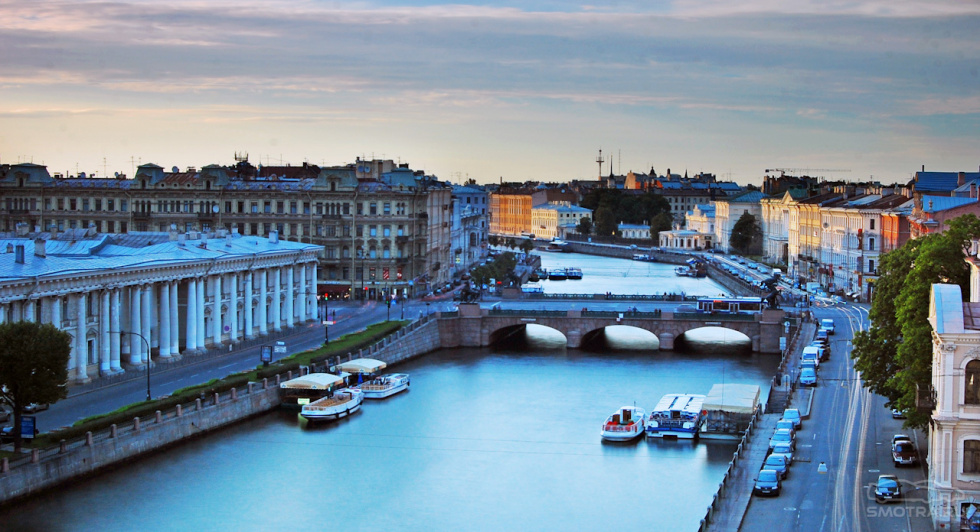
[24,299,36,322]
[141,284,152,364]
[0,303,6,324]
[74,292,89,382]
[212,274,222,344]
[169,281,179,355]
[258,269,268,336]
[100,290,111,374]
[229,273,239,342]
[159,282,171,358]
[310,261,318,315]
[110,289,122,371]
[130,285,143,365]
[299,264,307,323]
[272,268,282,332]
[244,272,254,339]
[150,284,159,351]
[185,279,198,352]
[285,266,295,328]
[197,278,206,347]
[50,296,62,328]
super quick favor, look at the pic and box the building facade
[0,229,320,384]
[489,188,533,237]
[713,191,764,253]
[531,202,592,241]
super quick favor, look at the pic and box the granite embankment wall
[0,317,442,505]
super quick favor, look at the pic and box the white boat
[359,373,411,399]
[335,358,410,399]
[645,394,706,439]
[279,372,347,409]
[300,387,364,421]
[601,406,647,442]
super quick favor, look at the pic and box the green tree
[488,235,500,248]
[729,212,762,255]
[0,321,72,450]
[576,217,593,236]
[852,215,980,428]
[649,212,673,242]
[519,238,535,255]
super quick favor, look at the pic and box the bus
[696,297,765,314]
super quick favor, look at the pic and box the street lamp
[116,330,151,401]
[318,294,329,344]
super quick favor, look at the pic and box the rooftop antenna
[596,149,604,179]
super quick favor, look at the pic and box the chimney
[959,172,966,187]
[972,183,977,199]
[225,233,232,247]
[34,238,46,258]
[922,164,925,172]
[199,233,208,248]
[15,223,29,237]
[177,233,186,246]
[5,243,12,253]
[269,230,279,244]
[14,244,25,264]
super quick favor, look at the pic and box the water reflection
[583,325,660,351]
[534,251,730,296]
[678,326,752,355]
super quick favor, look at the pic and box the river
[0,327,777,531]
[531,251,729,297]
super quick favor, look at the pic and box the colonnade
[0,262,318,383]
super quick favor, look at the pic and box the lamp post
[117,330,151,401]
[318,294,329,344]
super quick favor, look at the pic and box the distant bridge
[436,305,794,353]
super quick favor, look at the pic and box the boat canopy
[703,384,760,414]
[336,358,387,374]
[279,373,345,390]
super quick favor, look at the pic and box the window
[238,201,245,213]
[966,440,980,474]
[383,226,391,237]
[868,259,875,273]
[251,202,259,214]
[357,203,364,215]
[370,203,377,215]
[120,200,128,212]
[370,225,377,237]
[868,237,875,251]
[225,201,232,213]
[290,201,297,214]
[343,203,350,215]
[356,225,363,237]
[94,199,101,211]
[383,202,391,215]
[264,201,272,214]
[277,201,284,214]
[870,219,875,230]
[70,199,77,210]
[303,202,310,215]
[967,360,980,405]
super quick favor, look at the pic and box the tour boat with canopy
[279,372,347,409]
[335,358,411,399]
[645,394,706,439]
[300,384,364,421]
[601,405,647,442]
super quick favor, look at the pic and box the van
[801,346,821,368]
[821,319,835,335]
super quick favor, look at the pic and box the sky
[1,1,978,186]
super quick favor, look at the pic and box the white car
[782,408,802,430]
[769,428,796,451]
[821,319,835,334]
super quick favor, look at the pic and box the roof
[722,190,765,203]
[0,232,321,283]
[617,223,649,230]
[532,203,591,213]
[920,196,978,213]
[930,284,965,334]
[279,373,344,390]
[335,358,387,374]
[702,384,761,414]
[915,171,980,193]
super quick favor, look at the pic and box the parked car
[874,474,902,503]
[821,318,835,335]
[801,348,820,369]
[800,367,818,387]
[753,469,781,496]
[23,403,49,413]
[782,408,802,430]
[775,419,796,435]
[771,443,794,466]
[809,341,829,360]
[764,454,789,480]
[892,435,919,466]
[769,428,796,451]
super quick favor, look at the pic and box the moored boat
[699,384,761,440]
[565,267,583,280]
[279,372,347,409]
[548,268,568,281]
[359,373,411,399]
[645,394,706,439]
[300,387,364,421]
[601,405,647,442]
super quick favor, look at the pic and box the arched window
[967,360,980,405]
[965,440,980,474]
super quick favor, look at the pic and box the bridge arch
[580,325,660,351]
[676,326,752,354]
[488,323,567,349]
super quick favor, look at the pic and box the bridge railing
[672,312,758,321]
[523,293,702,301]
[487,309,569,317]
[582,310,663,318]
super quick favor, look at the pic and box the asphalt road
[740,303,933,532]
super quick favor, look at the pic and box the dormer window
[205,181,211,190]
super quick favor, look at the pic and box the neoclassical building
[0,228,321,384]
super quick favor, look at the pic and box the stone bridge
[436,304,792,353]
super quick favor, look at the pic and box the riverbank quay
[0,316,441,505]
[697,318,816,531]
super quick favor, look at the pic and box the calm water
[532,251,730,297]
[1,328,776,532]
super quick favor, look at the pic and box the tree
[649,212,673,242]
[576,217,593,236]
[488,235,500,248]
[729,212,762,255]
[852,214,980,428]
[519,238,535,256]
[0,321,72,450]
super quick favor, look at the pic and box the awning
[279,373,344,390]
[336,358,387,374]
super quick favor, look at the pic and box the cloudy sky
[1,1,978,185]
